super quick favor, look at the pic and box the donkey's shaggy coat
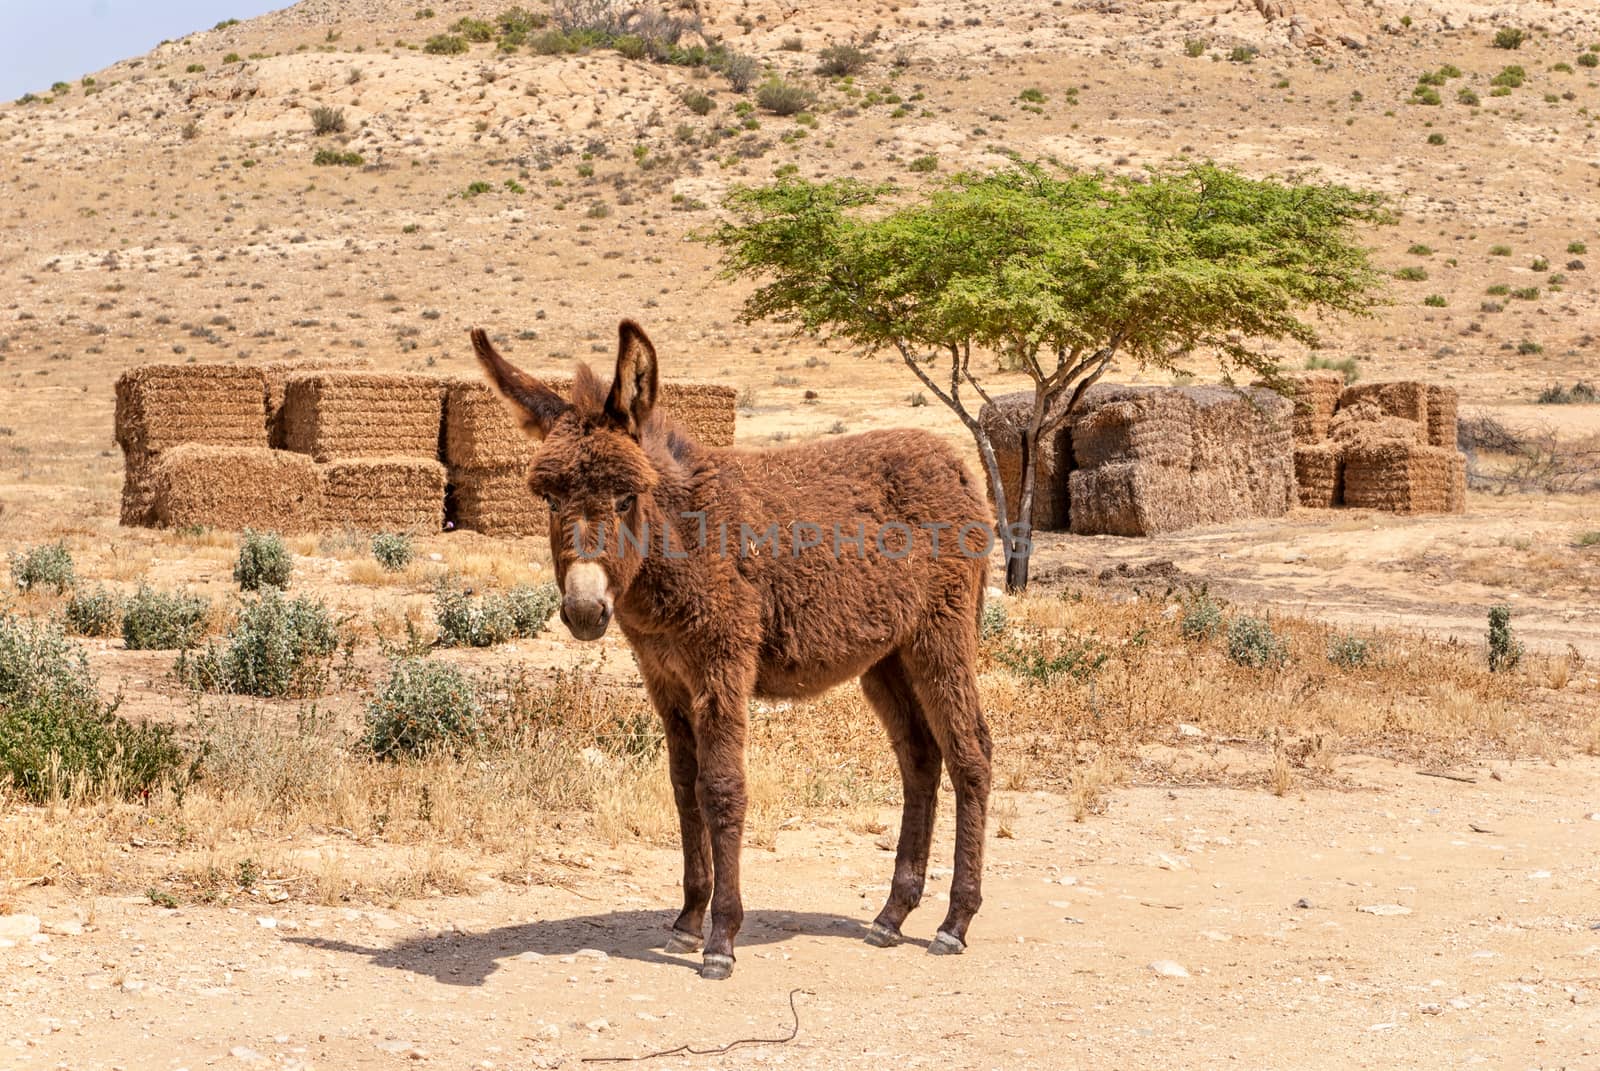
[474,321,993,979]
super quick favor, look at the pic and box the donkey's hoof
[699,953,735,981]
[663,929,702,954]
[864,922,904,948]
[927,931,966,956]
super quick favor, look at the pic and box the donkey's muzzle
[560,597,612,641]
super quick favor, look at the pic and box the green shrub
[1426,133,1446,146]
[1226,615,1288,669]
[683,89,714,115]
[65,585,120,638]
[1517,339,1543,355]
[1457,88,1480,105]
[1305,354,1360,384]
[224,52,242,64]
[530,29,575,54]
[1491,65,1526,88]
[1178,589,1223,641]
[452,16,495,41]
[363,658,481,759]
[1407,243,1433,256]
[1227,45,1258,64]
[10,541,75,593]
[1579,52,1599,69]
[997,632,1108,684]
[310,106,346,135]
[1493,27,1527,50]
[719,51,760,93]
[313,148,364,166]
[979,598,1007,640]
[1487,605,1521,672]
[179,592,341,698]
[121,585,210,650]
[1423,294,1447,307]
[463,179,494,196]
[1567,240,1587,255]
[1411,86,1440,106]
[434,582,559,647]
[1326,633,1376,668]
[1536,381,1598,404]
[496,6,546,37]
[424,33,469,54]
[756,77,813,116]
[0,612,186,802]
[1184,39,1207,58]
[612,33,647,60]
[815,43,869,77]
[1511,286,1540,300]
[371,532,414,572]
[1018,87,1046,104]
[504,583,560,635]
[235,529,292,591]
[1394,265,1429,280]
[908,154,938,172]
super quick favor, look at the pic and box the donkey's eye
[545,494,561,512]
[614,494,635,515]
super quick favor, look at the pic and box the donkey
[472,320,994,980]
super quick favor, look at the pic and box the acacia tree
[705,163,1389,591]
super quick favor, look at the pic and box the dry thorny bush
[1,586,1579,906]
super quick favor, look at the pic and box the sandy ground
[4,755,1600,1070]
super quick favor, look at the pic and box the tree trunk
[1006,425,1034,593]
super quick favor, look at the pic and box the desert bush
[363,658,482,759]
[504,583,561,635]
[235,529,291,591]
[10,540,75,593]
[310,106,346,135]
[121,585,210,650]
[1228,45,1258,63]
[815,43,869,77]
[1326,633,1376,668]
[1178,588,1224,641]
[612,33,647,59]
[1457,88,1480,105]
[1487,605,1522,672]
[1423,294,1447,307]
[997,632,1108,684]
[65,585,120,638]
[434,582,559,647]
[756,77,813,116]
[1394,265,1428,281]
[1536,381,1598,404]
[313,149,364,166]
[683,89,714,115]
[1493,27,1527,50]
[371,532,414,571]
[1579,52,1599,69]
[1491,65,1526,88]
[979,598,1008,640]
[1184,38,1206,57]
[179,592,341,698]
[496,5,547,38]
[551,0,627,35]
[452,16,495,41]
[0,612,186,802]
[719,51,760,93]
[1226,615,1287,669]
[424,33,469,54]
[1304,354,1360,383]
[909,154,938,173]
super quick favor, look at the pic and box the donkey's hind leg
[860,652,942,948]
[643,673,712,955]
[902,616,992,955]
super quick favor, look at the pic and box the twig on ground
[581,988,812,1063]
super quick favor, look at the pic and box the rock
[257,917,277,929]
[1293,898,1312,909]
[229,1047,265,1063]
[1358,904,1412,916]
[1148,959,1190,978]
[1176,723,1204,738]
[0,915,42,941]
[585,1018,611,1033]
[43,919,84,936]
[575,948,609,961]
[1419,1002,1442,1015]
[1337,33,1366,50]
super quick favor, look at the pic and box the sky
[0,0,288,101]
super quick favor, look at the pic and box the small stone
[1293,898,1312,909]
[1419,1003,1442,1015]
[585,1018,611,1033]
[43,919,84,936]
[229,1047,264,1063]
[1148,960,1189,978]
[1176,723,1204,738]
[574,948,608,961]
[0,915,42,941]
[256,917,277,929]
[536,1025,560,1042]
[1573,989,1592,1006]
[1490,769,1510,782]
[1358,904,1412,917]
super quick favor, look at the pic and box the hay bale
[976,392,1074,530]
[443,377,738,470]
[1446,450,1467,513]
[320,457,446,531]
[1339,381,1429,432]
[1067,462,1204,537]
[450,464,545,536]
[1329,400,1426,447]
[1342,440,1454,513]
[1265,370,1344,445]
[1294,443,1344,508]
[115,364,269,526]
[281,372,446,462]
[259,356,374,448]
[1070,387,1194,469]
[151,445,322,532]
[1186,386,1295,519]
[1425,384,1459,449]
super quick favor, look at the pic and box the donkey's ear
[471,328,570,441]
[604,319,659,437]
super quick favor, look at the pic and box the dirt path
[6,756,1600,1069]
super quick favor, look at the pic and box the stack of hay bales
[320,457,447,531]
[1065,386,1293,536]
[975,392,1073,531]
[1284,379,1465,514]
[260,356,373,447]
[114,364,268,526]
[443,376,740,536]
[280,371,445,462]
[151,445,322,532]
[1279,370,1345,444]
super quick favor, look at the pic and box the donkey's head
[471,320,660,641]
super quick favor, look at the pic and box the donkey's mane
[564,362,694,467]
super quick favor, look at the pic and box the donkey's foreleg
[693,677,752,981]
[662,712,712,953]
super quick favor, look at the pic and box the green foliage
[1228,45,1258,63]
[1423,294,1447,307]
[1407,244,1433,256]
[363,658,481,759]
[1488,244,1512,256]
[452,16,495,41]
[997,632,1108,684]
[720,51,760,93]
[1493,27,1527,50]
[65,585,121,638]
[816,43,869,77]
[1531,256,1549,272]
[464,180,494,196]
[1426,133,1446,146]
[1517,339,1543,355]
[310,106,346,134]
[1411,86,1441,106]
[121,586,210,650]
[180,592,340,698]
[0,612,186,802]
[234,529,292,591]
[1536,381,1598,404]
[223,52,242,64]
[1491,65,1526,88]
[683,89,715,115]
[433,582,559,647]
[908,153,938,173]
[1457,88,1480,106]
[756,77,814,116]
[1394,265,1429,280]
[1326,633,1376,668]
[424,33,469,54]
[612,33,647,59]
[1511,286,1540,300]
[1487,605,1522,672]
[313,148,363,167]
[10,541,75,593]
[1226,615,1288,669]
[371,532,414,571]
[1018,87,1046,103]
[1579,52,1599,69]
[1577,530,1600,547]
[1184,38,1207,58]
[979,598,1007,640]
[1305,354,1361,383]
[1567,240,1588,255]
[1178,589,1224,641]
[496,6,546,38]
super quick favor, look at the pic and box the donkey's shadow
[287,908,865,986]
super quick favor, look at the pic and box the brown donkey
[473,320,994,980]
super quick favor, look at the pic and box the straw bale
[1342,440,1454,513]
[976,392,1074,530]
[119,451,159,527]
[1446,451,1467,513]
[1294,443,1344,508]
[444,377,738,469]
[151,445,323,533]
[1339,380,1429,431]
[281,372,446,462]
[1425,384,1459,449]
[1261,370,1344,444]
[450,464,545,536]
[1329,400,1426,446]
[321,457,447,531]
[1070,387,1194,468]
[1067,462,1207,537]
[260,356,374,448]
